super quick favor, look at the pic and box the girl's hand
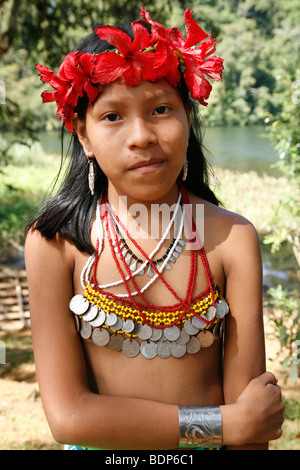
[222,372,285,446]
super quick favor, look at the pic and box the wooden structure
[0,265,30,330]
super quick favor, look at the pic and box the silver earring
[182,159,188,181]
[88,158,95,195]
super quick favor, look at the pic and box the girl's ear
[71,113,94,157]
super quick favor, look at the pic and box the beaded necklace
[70,184,229,358]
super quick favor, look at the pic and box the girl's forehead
[95,78,181,105]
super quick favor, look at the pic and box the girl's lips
[129,160,165,172]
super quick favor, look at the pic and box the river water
[203,126,280,175]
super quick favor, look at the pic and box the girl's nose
[126,117,158,150]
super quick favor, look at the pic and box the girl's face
[76,78,190,205]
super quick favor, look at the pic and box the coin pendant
[198,330,214,347]
[213,321,221,339]
[140,341,157,359]
[122,338,140,358]
[206,306,216,321]
[69,294,90,315]
[80,320,92,339]
[219,320,225,338]
[105,312,118,326]
[216,299,229,318]
[186,336,201,354]
[82,304,99,322]
[137,324,152,341]
[170,342,186,358]
[191,315,207,329]
[122,319,135,334]
[89,309,106,327]
[164,325,180,341]
[92,327,110,346]
[157,340,171,358]
[110,316,123,332]
[108,334,125,351]
[184,319,200,335]
[74,315,80,333]
[176,329,190,345]
[220,298,229,313]
[149,328,163,341]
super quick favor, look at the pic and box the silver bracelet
[178,406,223,448]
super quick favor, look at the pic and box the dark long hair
[28,22,220,254]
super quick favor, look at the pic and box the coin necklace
[70,184,229,358]
[80,190,184,292]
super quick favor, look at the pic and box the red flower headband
[37,8,223,134]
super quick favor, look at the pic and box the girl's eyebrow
[94,88,179,109]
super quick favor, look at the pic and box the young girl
[25,8,284,450]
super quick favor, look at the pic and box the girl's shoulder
[25,227,76,275]
[189,192,260,259]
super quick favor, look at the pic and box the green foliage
[264,285,300,383]
[1,0,300,138]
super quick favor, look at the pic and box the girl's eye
[104,113,120,122]
[154,106,169,115]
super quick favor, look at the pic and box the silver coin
[184,319,200,335]
[122,319,135,334]
[140,341,157,359]
[74,315,80,333]
[164,325,180,341]
[80,320,92,339]
[213,321,221,339]
[206,306,216,321]
[105,312,118,326]
[89,309,106,327]
[157,340,171,358]
[110,316,123,332]
[216,299,229,318]
[82,304,99,322]
[132,322,142,335]
[176,329,190,345]
[220,298,229,313]
[149,327,163,341]
[191,315,207,329]
[198,330,214,348]
[170,342,186,358]
[186,336,201,354]
[137,324,153,341]
[122,338,140,358]
[69,294,90,315]
[219,320,225,338]
[108,334,125,351]
[92,327,110,346]
[216,303,226,318]
[160,330,167,341]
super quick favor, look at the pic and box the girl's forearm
[50,392,180,450]
[49,392,250,450]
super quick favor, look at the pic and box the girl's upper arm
[25,229,90,436]
[222,217,266,404]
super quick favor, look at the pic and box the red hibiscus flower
[95,22,160,86]
[138,7,180,86]
[37,52,99,132]
[168,9,224,105]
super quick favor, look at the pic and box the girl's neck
[105,183,181,241]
